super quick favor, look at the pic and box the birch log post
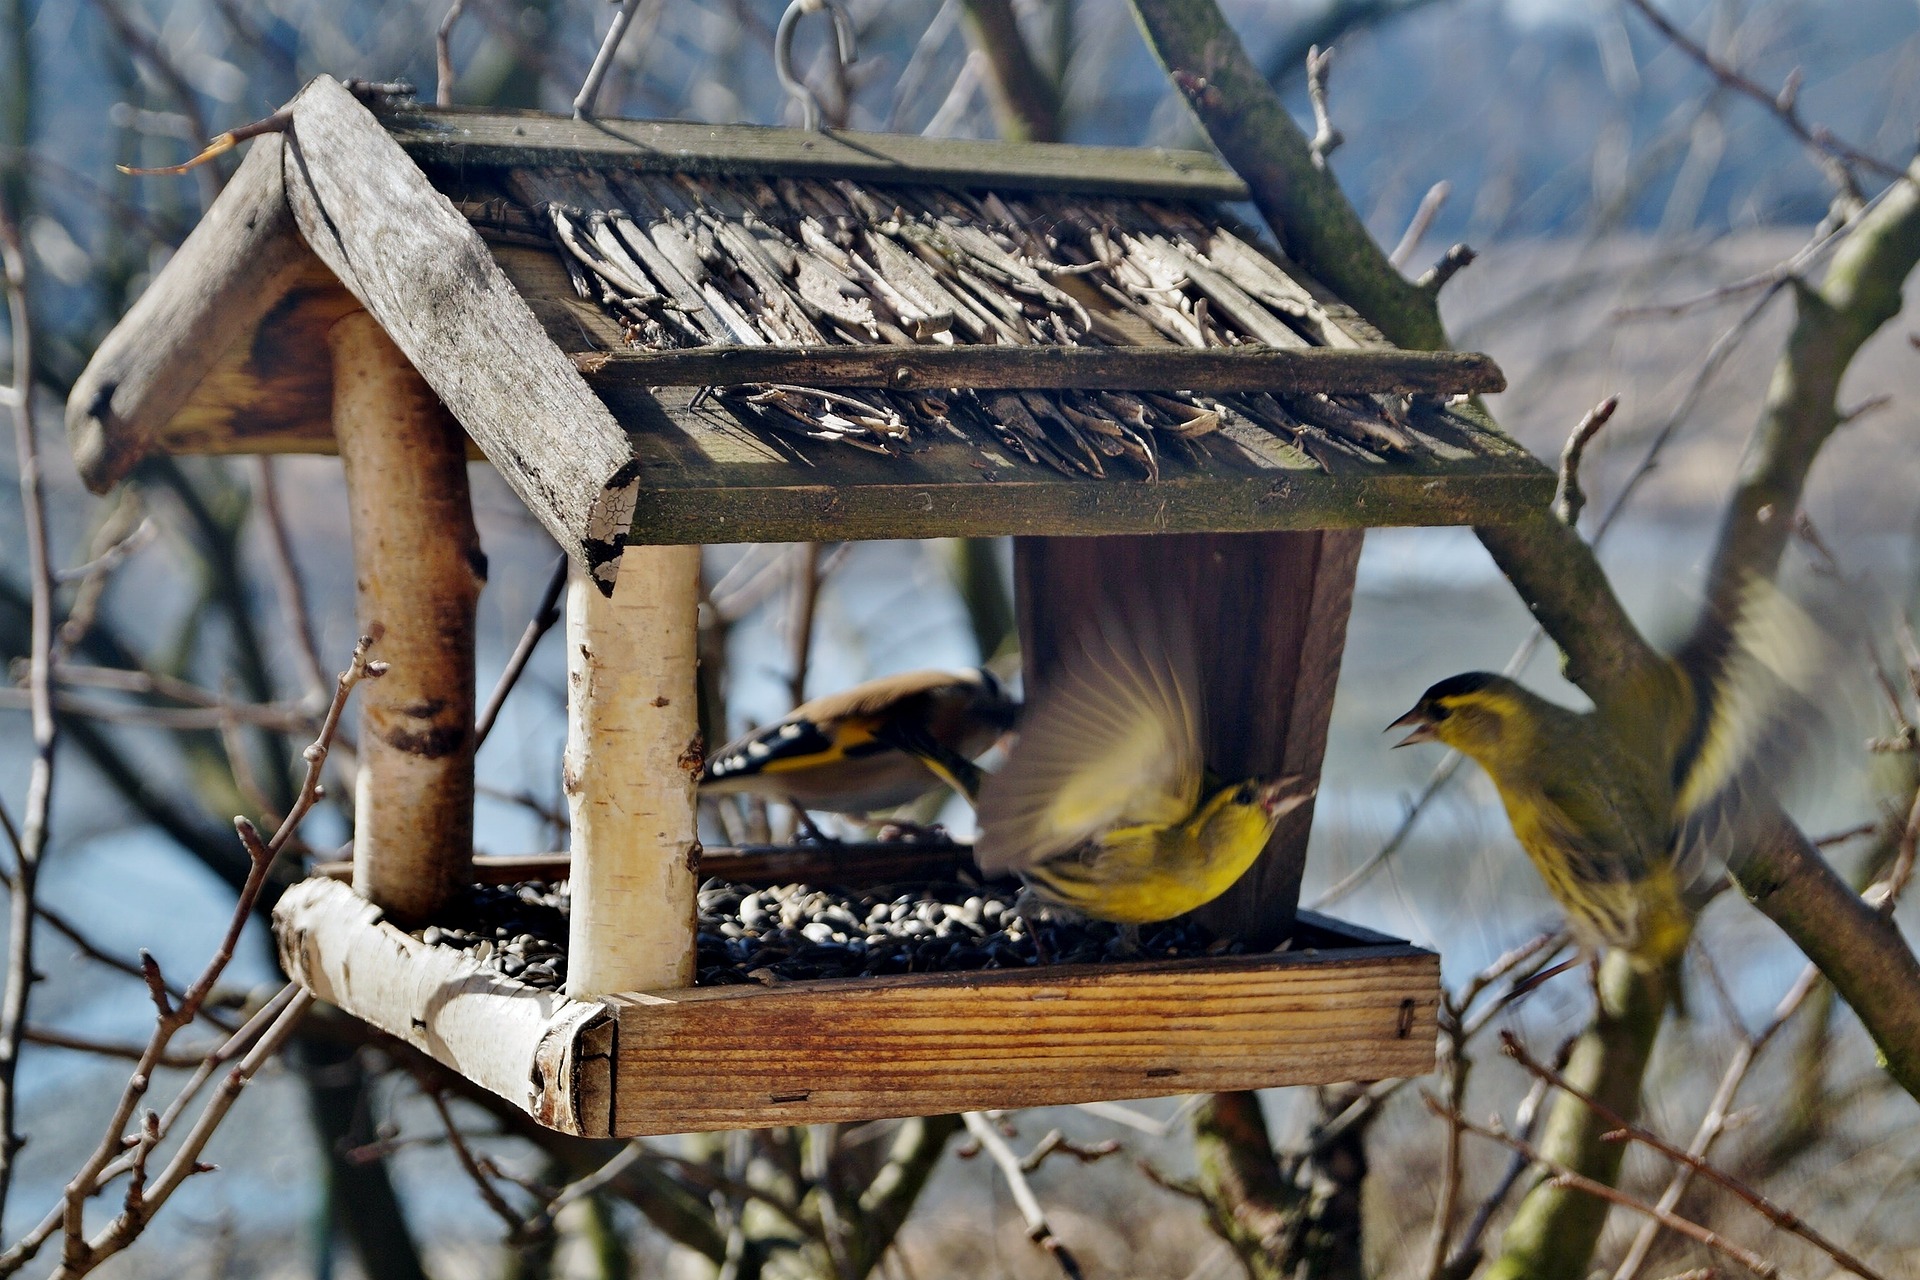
[330,310,483,924]
[564,544,702,996]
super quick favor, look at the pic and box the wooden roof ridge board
[375,102,1252,201]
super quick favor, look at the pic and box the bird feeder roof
[68,76,1549,592]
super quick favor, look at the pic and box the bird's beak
[1386,706,1436,748]
[1256,775,1317,818]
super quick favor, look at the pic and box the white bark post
[565,544,702,996]
[330,311,482,925]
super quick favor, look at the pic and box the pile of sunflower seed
[415,877,1245,991]
[418,881,572,987]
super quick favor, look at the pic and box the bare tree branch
[1502,1033,1885,1280]
[958,0,1062,142]
[1620,0,1902,186]
[436,0,469,107]
[0,162,52,1238]
[1432,1096,1796,1280]
[961,1113,1083,1279]
[476,552,568,746]
[1304,45,1342,169]
[1553,396,1621,528]
[575,0,647,119]
[1390,180,1450,272]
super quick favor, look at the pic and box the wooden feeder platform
[65,76,1539,1137]
[282,848,1437,1137]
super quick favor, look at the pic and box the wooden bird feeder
[68,77,1553,1137]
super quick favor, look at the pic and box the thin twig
[1554,396,1621,527]
[0,172,53,1235]
[426,1090,523,1233]
[1427,1098,1795,1280]
[1390,180,1450,271]
[1424,1010,1470,1279]
[21,1027,209,1070]
[1502,1033,1884,1280]
[1309,932,1569,1158]
[52,511,151,586]
[250,458,329,707]
[961,1113,1084,1279]
[1613,969,1834,1275]
[787,543,823,709]
[12,890,234,1032]
[1612,187,1893,320]
[1445,1075,1551,1276]
[0,641,380,1278]
[574,0,645,119]
[436,0,469,106]
[1416,243,1477,295]
[1620,0,1903,184]
[0,687,316,732]
[49,989,314,1279]
[1871,778,1920,915]
[518,1140,648,1239]
[1304,45,1342,169]
[476,553,569,746]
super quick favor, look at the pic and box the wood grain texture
[274,877,614,1136]
[63,134,347,491]
[332,313,481,925]
[572,345,1505,394]
[315,843,977,889]
[282,857,1435,1136]
[283,76,638,591]
[600,942,1437,1135]
[564,546,702,995]
[380,104,1248,200]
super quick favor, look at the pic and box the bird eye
[1429,703,1451,722]
[1234,784,1255,804]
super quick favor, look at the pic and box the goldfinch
[701,667,1018,814]
[974,606,1314,926]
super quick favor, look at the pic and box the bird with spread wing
[1388,574,1845,977]
[973,604,1314,930]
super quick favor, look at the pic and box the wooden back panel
[1014,529,1362,947]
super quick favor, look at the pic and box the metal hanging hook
[774,0,857,131]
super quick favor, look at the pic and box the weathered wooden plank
[601,944,1437,1135]
[565,548,702,996]
[64,133,342,491]
[618,469,1550,543]
[281,868,1436,1136]
[332,313,482,925]
[381,105,1249,201]
[274,877,613,1136]
[283,75,639,592]
[572,344,1506,395]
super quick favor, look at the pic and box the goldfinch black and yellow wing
[974,608,1202,877]
[702,667,1016,812]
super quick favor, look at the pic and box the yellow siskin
[1388,576,1838,973]
[974,608,1314,927]
[1389,672,1693,966]
[701,667,1018,814]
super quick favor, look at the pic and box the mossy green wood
[379,104,1250,200]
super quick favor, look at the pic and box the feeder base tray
[275,854,1438,1137]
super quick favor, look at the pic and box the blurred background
[2,0,1919,1276]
